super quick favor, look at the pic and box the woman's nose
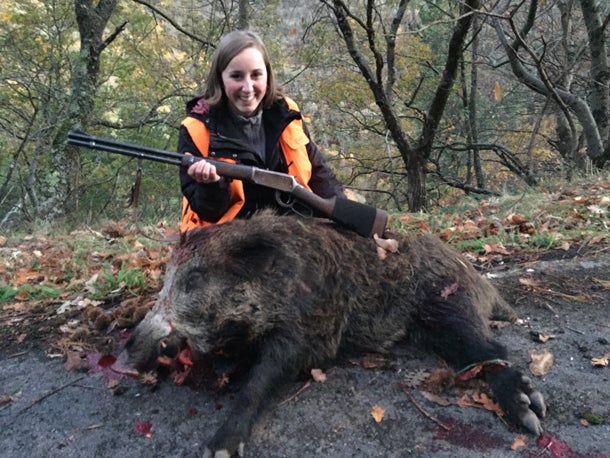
[242,77,253,92]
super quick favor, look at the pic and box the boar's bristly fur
[118,210,546,458]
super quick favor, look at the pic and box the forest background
[0,0,609,231]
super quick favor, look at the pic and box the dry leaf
[439,228,454,241]
[473,392,504,416]
[371,405,385,423]
[419,390,451,406]
[511,435,528,450]
[591,353,610,367]
[528,349,554,376]
[483,242,510,255]
[519,277,540,289]
[494,81,503,101]
[533,333,556,343]
[362,353,386,369]
[310,368,327,383]
[505,213,528,225]
[64,350,89,372]
[419,367,454,393]
[456,393,474,408]
[588,234,606,244]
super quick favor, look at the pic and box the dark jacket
[178,96,345,223]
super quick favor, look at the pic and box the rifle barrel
[67,130,390,237]
[67,131,183,166]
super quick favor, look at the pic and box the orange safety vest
[180,97,314,232]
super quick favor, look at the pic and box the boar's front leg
[203,332,304,458]
[416,296,546,435]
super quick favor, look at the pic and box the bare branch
[132,0,215,47]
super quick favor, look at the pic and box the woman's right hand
[185,153,221,183]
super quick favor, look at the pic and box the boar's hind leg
[417,296,546,435]
[204,335,302,458]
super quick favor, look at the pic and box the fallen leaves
[1,227,173,359]
[64,350,89,372]
[510,434,528,450]
[528,349,554,376]
[371,405,385,423]
[531,332,556,343]
[419,390,451,407]
[591,353,610,367]
[310,368,327,383]
[456,391,504,417]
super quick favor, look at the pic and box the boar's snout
[111,310,173,375]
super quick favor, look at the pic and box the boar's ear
[225,233,279,278]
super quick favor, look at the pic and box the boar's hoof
[521,409,543,437]
[487,368,546,436]
[202,449,229,458]
[203,442,245,458]
[528,390,546,419]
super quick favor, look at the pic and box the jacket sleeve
[178,125,232,222]
[302,124,346,199]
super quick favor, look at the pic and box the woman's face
[221,46,268,117]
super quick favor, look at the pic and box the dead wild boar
[114,210,546,457]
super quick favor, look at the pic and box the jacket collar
[185,97,302,168]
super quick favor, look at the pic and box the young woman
[178,30,345,232]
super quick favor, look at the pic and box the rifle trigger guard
[275,191,314,218]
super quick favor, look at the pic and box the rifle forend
[67,130,389,237]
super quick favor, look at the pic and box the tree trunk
[238,0,249,29]
[468,14,484,189]
[53,0,123,218]
[327,0,479,212]
[579,0,610,156]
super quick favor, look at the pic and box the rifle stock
[67,130,389,237]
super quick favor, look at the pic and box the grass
[0,284,62,305]
[390,174,609,254]
[88,262,148,300]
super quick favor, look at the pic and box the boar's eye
[184,270,205,293]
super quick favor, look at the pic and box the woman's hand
[185,153,221,183]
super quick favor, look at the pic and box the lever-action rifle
[67,130,389,237]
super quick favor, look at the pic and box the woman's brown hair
[203,30,283,109]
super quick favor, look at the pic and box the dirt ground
[1,246,609,458]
